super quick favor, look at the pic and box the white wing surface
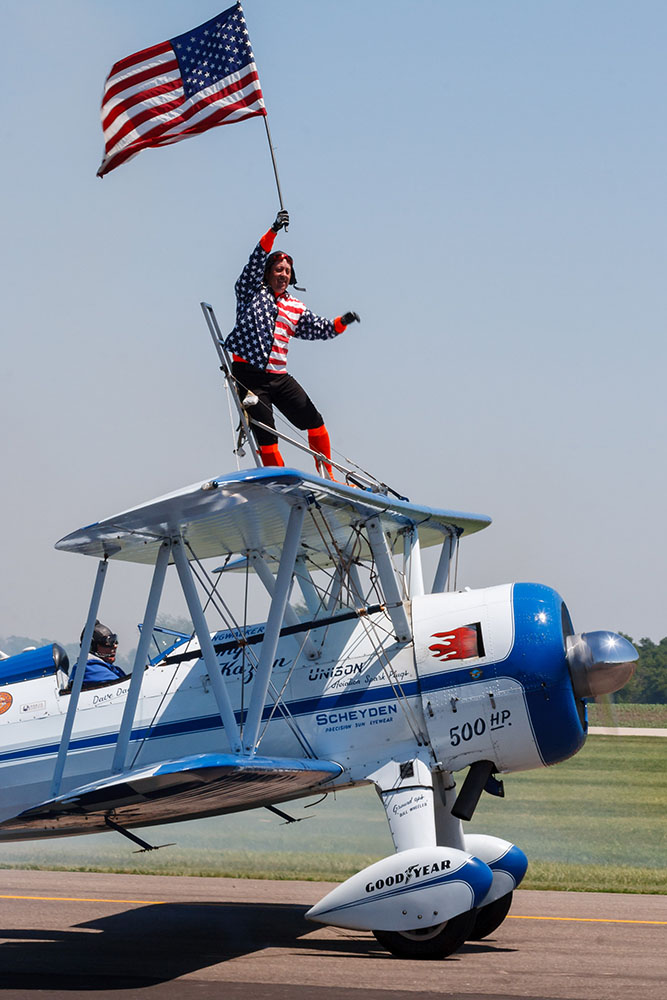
[55,468,491,568]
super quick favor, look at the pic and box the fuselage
[0,581,588,834]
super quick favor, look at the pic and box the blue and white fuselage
[0,582,624,825]
[0,469,637,957]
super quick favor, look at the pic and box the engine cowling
[411,584,638,774]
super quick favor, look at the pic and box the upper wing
[0,753,343,841]
[55,468,491,568]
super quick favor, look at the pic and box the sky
[1,0,666,655]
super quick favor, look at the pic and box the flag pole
[263,115,285,211]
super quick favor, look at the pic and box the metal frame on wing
[48,469,491,807]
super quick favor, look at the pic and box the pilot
[77,621,128,687]
[225,210,360,475]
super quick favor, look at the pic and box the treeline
[1,632,665,703]
[615,635,667,704]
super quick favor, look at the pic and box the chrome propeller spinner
[566,631,638,701]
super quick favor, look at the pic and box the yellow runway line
[509,915,666,926]
[1,895,665,926]
[0,894,165,905]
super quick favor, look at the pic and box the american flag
[97,3,266,177]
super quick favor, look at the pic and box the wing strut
[243,502,306,754]
[402,525,425,598]
[112,539,171,773]
[51,558,109,796]
[432,527,461,593]
[295,555,324,616]
[364,518,412,642]
[248,550,320,661]
[172,535,242,753]
[104,817,175,853]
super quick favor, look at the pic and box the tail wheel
[468,891,513,940]
[373,909,477,959]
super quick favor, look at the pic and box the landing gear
[468,891,513,940]
[373,908,477,960]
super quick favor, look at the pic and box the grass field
[1,734,665,894]
[587,702,667,728]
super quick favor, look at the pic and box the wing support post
[51,559,109,797]
[402,524,425,598]
[248,550,319,661]
[104,816,175,853]
[364,518,412,642]
[112,539,171,773]
[172,536,243,754]
[243,502,307,754]
[432,527,461,594]
[295,555,323,617]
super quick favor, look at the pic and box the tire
[373,908,477,959]
[468,891,513,940]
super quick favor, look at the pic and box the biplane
[0,309,638,959]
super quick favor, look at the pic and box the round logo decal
[0,691,13,715]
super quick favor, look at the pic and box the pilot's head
[82,621,119,663]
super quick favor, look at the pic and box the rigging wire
[228,364,391,492]
[186,543,318,757]
[128,551,234,768]
[258,632,317,756]
[302,508,427,745]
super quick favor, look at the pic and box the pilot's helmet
[80,620,118,653]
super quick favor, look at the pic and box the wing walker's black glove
[341,311,360,325]
[271,209,290,232]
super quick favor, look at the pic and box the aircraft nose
[566,631,638,700]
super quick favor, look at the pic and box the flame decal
[429,626,480,661]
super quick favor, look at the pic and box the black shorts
[231,362,324,447]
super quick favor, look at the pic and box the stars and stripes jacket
[225,229,346,373]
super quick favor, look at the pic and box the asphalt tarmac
[0,869,664,1000]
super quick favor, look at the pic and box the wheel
[373,908,477,959]
[468,891,513,940]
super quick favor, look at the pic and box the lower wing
[0,753,343,841]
